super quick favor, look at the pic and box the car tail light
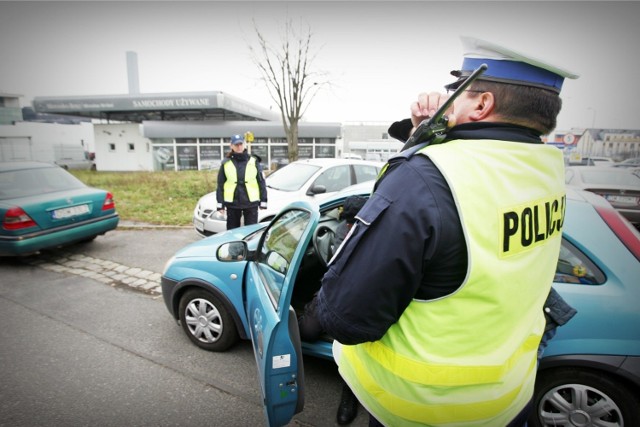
[594,204,640,262]
[102,192,115,211]
[2,207,37,230]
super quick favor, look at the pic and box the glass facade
[150,137,337,171]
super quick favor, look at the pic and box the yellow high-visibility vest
[335,139,565,426]
[223,157,260,203]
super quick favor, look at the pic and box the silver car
[565,166,640,228]
[193,158,383,236]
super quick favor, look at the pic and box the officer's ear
[469,92,495,121]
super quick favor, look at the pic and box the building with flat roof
[32,91,341,171]
[33,91,279,123]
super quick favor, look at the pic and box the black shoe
[337,385,358,425]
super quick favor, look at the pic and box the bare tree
[249,18,330,162]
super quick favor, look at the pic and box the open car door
[244,202,319,426]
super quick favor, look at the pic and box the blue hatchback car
[161,183,640,427]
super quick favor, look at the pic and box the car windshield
[579,169,640,186]
[0,166,86,200]
[266,163,321,191]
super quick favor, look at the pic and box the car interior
[287,196,368,343]
[290,205,342,314]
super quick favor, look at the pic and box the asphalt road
[0,224,369,427]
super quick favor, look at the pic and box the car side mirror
[217,241,248,262]
[307,184,327,196]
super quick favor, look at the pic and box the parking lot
[0,225,369,427]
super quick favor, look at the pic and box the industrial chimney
[126,51,140,95]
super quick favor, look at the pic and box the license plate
[52,204,90,219]
[606,195,638,204]
[194,219,204,232]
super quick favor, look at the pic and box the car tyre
[529,367,640,427]
[178,289,239,352]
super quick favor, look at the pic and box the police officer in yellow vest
[216,134,267,230]
[312,37,578,426]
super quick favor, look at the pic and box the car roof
[0,161,57,172]
[567,165,633,173]
[289,158,384,167]
[332,180,375,197]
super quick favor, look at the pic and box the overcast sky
[1,1,638,134]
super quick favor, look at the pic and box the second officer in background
[216,134,267,230]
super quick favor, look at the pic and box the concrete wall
[94,123,153,171]
[0,121,94,167]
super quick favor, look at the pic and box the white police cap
[445,36,579,93]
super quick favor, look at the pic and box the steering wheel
[312,224,337,266]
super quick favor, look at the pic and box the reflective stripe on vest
[336,340,536,426]
[223,157,260,203]
[335,139,566,426]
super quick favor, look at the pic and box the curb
[117,221,192,230]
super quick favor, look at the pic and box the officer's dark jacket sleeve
[216,159,228,207]
[388,118,413,142]
[255,157,268,203]
[315,157,445,345]
[544,287,577,332]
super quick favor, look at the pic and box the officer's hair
[468,81,562,135]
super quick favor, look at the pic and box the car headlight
[211,210,226,221]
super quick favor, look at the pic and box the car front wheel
[530,367,640,427]
[178,289,239,352]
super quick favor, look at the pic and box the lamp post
[586,107,599,158]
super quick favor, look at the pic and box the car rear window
[0,167,86,200]
[579,169,640,186]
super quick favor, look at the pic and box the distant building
[548,128,640,162]
[0,93,94,168]
[576,128,640,161]
[342,122,402,162]
[92,119,341,172]
[32,91,341,171]
[0,92,23,125]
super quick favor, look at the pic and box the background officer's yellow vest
[223,158,260,203]
[335,139,565,426]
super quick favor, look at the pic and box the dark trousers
[226,207,258,230]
